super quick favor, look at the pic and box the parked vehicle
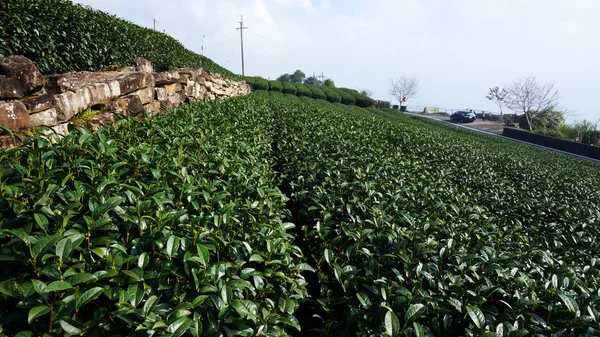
[450,110,476,123]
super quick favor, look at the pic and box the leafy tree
[486,86,507,117]
[290,70,306,83]
[323,78,335,87]
[304,76,322,86]
[277,73,292,82]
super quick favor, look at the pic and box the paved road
[404,112,600,163]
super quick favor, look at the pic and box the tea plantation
[1,94,600,336]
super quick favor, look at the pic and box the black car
[450,111,476,123]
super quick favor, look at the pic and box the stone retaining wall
[0,56,251,147]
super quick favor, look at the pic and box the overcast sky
[74,0,599,122]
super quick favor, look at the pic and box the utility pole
[153,19,156,30]
[317,72,326,84]
[237,16,248,76]
[201,35,205,56]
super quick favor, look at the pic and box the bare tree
[389,75,419,105]
[486,86,507,117]
[505,75,560,130]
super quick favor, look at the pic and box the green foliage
[289,70,306,84]
[320,86,341,103]
[268,94,600,336]
[295,83,312,97]
[0,97,307,336]
[276,74,291,82]
[323,79,335,87]
[340,88,375,108]
[3,92,600,336]
[268,80,283,93]
[303,77,322,86]
[244,76,269,91]
[282,82,297,95]
[307,85,327,100]
[0,0,236,77]
[337,89,356,105]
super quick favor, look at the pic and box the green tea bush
[307,85,327,100]
[336,88,356,105]
[244,76,269,91]
[269,90,284,98]
[0,97,308,336]
[320,86,342,103]
[0,0,237,77]
[282,82,297,95]
[295,84,312,97]
[340,88,375,107]
[270,95,600,336]
[268,80,283,92]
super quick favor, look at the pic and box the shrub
[268,80,283,92]
[282,82,297,95]
[0,0,237,78]
[336,88,356,105]
[244,76,269,91]
[295,83,312,97]
[269,90,284,98]
[321,86,341,103]
[308,85,327,100]
[340,88,375,107]
[0,97,308,336]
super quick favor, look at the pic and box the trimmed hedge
[321,86,342,104]
[340,88,375,107]
[282,82,297,95]
[337,89,356,106]
[295,83,312,97]
[244,76,269,91]
[269,90,284,98]
[308,85,327,100]
[0,0,237,78]
[268,80,283,92]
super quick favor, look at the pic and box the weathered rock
[159,100,175,112]
[21,94,56,113]
[178,73,191,83]
[0,135,18,148]
[153,71,180,85]
[0,55,45,95]
[41,123,70,138]
[0,76,24,99]
[116,95,144,116]
[179,68,203,82]
[196,76,206,86]
[119,66,136,72]
[163,82,182,93]
[134,57,153,73]
[117,72,154,95]
[30,108,59,127]
[195,83,207,100]
[167,91,186,107]
[130,86,154,105]
[143,101,161,116]
[54,88,92,121]
[86,112,116,131]
[183,84,195,97]
[155,87,168,101]
[0,101,30,131]
[185,96,197,104]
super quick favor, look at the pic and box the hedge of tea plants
[0,98,309,336]
[268,95,600,336]
[0,0,236,77]
[1,93,600,336]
